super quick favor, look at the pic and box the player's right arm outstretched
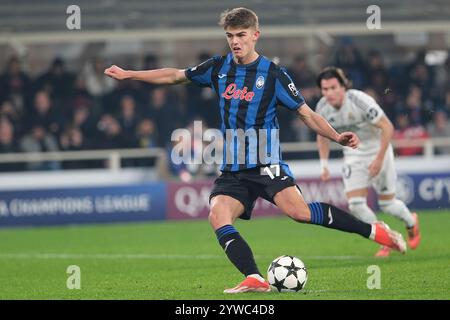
[104,65,190,85]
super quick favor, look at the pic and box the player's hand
[368,158,382,177]
[320,167,330,181]
[337,132,359,149]
[104,65,129,80]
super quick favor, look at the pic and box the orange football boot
[372,222,407,254]
[224,276,270,294]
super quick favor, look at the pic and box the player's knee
[378,198,401,212]
[208,202,232,228]
[208,207,220,227]
[277,193,311,223]
[348,197,377,223]
[348,197,369,213]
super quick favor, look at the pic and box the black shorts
[209,165,300,220]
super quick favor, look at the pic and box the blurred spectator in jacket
[0,56,31,114]
[288,54,315,88]
[332,37,367,89]
[34,57,75,103]
[135,118,159,167]
[82,57,116,97]
[427,110,450,155]
[0,100,23,128]
[117,95,140,146]
[59,125,91,169]
[96,114,129,149]
[19,125,60,170]
[0,118,23,172]
[393,112,429,156]
[136,118,158,149]
[24,90,60,136]
[396,86,432,126]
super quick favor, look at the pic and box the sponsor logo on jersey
[288,82,299,96]
[222,83,255,101]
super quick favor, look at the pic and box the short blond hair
[218,7,259,30]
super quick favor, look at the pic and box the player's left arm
[369,115,394,177]
[297,104,359,149]
[275,68,358,149]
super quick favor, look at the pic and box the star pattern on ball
[271,269,288,292]
[270,260,283,270]
[268,256,308,292]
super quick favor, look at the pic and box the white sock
[369,223,376,241]
[378,199,415,228]
[247,274,265,282]
[348,197,378,224]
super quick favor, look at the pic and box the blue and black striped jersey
[185,53,305,172]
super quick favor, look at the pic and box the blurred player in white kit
[315,67,421,257]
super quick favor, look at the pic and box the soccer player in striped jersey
[315,67,421,257]
[105,7,406,293]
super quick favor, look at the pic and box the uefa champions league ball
[267,255,308,292]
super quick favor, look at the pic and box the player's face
[320,78,346,107]
[225,27,260,62]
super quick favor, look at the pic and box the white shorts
[342,146,397,195]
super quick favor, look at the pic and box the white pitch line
[0,253,364,260]
[0,253,223,260]
[307,255,364,260]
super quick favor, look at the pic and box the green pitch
[0,210,449,300]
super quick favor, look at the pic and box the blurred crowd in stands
[1,40,450,175]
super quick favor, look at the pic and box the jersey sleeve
[275,68,306,110]
[184,56,218,88]
[350,90,384,124]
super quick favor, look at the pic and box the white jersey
[316,89,387,161]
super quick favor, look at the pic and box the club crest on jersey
[256,76,265,89]
[348,112,355,121]
[222,83,255,101]
[368,108,379,121]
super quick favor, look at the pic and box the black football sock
[215,225,262,277]
[307,202,372,238]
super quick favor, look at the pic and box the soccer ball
[267,255,308,292]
